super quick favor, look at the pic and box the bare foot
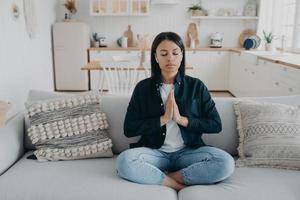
[162,175,186,191]
[167,171,184,184]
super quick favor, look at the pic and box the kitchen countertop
[88,47,299,69]
[244,51,300,69]
[88,47,245,52]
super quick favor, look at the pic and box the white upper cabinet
[131,0,150,16]
[90,0,150,16]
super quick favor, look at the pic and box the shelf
[90,0,150,16]
[151,0,178,4]
[191,16,259,20]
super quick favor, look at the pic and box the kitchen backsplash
[56,0,258,47]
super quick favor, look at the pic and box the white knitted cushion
[234,100,300,170]
[25,92,113,161]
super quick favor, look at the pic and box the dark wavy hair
[151,32,186,78]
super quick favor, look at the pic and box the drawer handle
[288,88,293,92]
[275,82,279,86]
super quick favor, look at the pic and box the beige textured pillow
[234,100,300,170]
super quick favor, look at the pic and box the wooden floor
[210,91,234,97]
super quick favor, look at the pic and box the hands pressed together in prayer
[160,90,188,127]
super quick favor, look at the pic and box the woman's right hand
[160,90,174,126]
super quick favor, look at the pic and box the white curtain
[257,0,298,50]
[293,0,300,48]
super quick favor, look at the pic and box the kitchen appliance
[99,37,107,47]
[52,22,89,91]
[210,32,223,48]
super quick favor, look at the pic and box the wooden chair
[102,66,150,95]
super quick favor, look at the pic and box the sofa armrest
[0,113,24,175]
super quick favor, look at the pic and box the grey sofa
[1,90,300,200]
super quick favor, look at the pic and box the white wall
[0,0,57,119]
[56,0,258,47]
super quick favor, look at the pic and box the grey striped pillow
[25,92,113,161]
[234,100,300,170]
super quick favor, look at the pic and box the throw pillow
[25,92,113,161]
[234,100,300,170]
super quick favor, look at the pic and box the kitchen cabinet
[186,51,229,91]
[90,0,150,16]
[185,51,210,85]
[131,0,150,16]
[229,52,271,97]
[228,52,240,96]
[206,51,229,90]
[259,60,300,96]
[229,52,300,97]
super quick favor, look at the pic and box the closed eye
[160,52,181,56]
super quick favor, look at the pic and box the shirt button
[162,132,166,136]
[160,103,163,106]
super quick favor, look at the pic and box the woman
[116,32,234,191]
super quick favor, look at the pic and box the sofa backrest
[25,90,300,156]
[101,95,300,155]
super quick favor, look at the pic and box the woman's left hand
[172,97,181,123]
[172,91,189,127]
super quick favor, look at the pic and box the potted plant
[64,0,77,20]
[187,3,205,16]
[263,30,275,51]
[92,33,100,47]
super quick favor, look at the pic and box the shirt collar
[154,72,183,87]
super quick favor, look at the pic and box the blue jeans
[116,146,235,185]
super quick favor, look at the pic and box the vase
[265,43,274,51]
[92,41,99,48]
[192,10,205,16]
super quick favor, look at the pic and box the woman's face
[155,40,183,76]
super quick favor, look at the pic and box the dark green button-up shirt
[124,73,222,149]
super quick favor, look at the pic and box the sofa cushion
[178,167,300,200]
[25,90,80,149]
[234,100,300,170]
[0,152,177,200]
[24,90,139,154]
[25,91,113,161]
[203,95,300,156]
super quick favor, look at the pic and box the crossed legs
[116,146,235,190]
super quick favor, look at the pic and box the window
[258,0,300,51]
[272,0,297,49]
